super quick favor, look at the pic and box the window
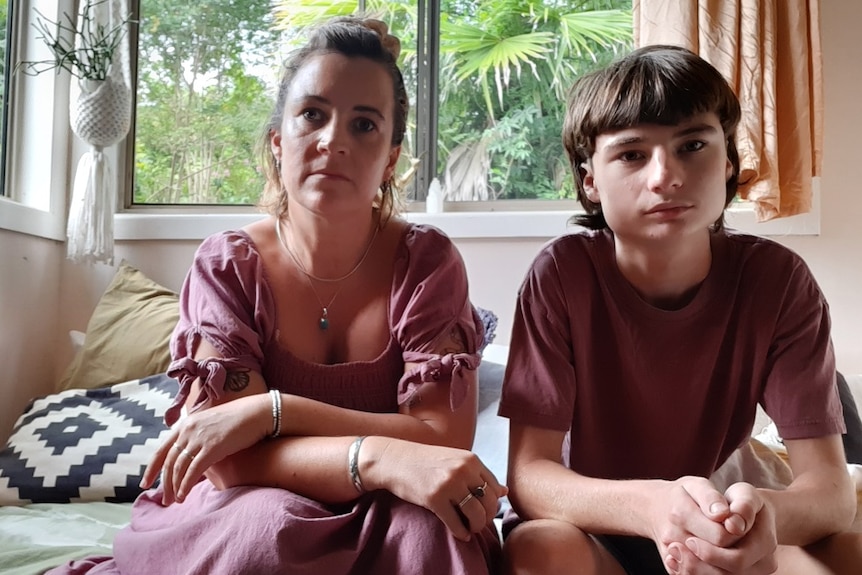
[0,1,69,240]
[0,0,11,195]
[129,0,632,208]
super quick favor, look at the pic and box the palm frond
[442,137,493,202]
[442,21,553,108]
[271,0,414,32]
[558,10,632,59]
[271,0,357,29]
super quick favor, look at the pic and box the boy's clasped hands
[658,477,776,575]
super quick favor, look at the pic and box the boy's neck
[613,232,712,310]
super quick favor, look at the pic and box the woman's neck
[277,208,380,281]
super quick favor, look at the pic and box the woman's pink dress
[49,223,501,575]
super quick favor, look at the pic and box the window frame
[0,1,71,241]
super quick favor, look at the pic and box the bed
[1,263,860,574]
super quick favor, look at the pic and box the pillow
[0,374,178,505]
[59,262,180,391]
[474,306,498,351]
[837,372,862,464]
[478,360,505,413]
[709,437,794,493]
[752,371,862,465]
[474,345,510,514]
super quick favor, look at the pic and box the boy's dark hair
[563,45,742,231]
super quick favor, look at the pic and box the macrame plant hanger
[66,0,132,265]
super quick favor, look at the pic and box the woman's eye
[354,118,376,133]
[302,109,322,121]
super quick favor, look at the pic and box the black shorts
[503,509,668,574]
[594,535,668,575]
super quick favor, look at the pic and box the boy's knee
[503,519,599,575]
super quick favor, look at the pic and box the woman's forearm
[279,393,470,447]
[210,435,363,503]
[206,388,478,501]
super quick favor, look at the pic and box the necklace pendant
[319,308,329,331]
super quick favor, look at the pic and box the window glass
[436,0,632,201]
[133,0,279,204]
[131,0,631,206]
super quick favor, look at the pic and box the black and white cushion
[0,374,177,505]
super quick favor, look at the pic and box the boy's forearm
[761,467,857,546]
[509,459,662,538]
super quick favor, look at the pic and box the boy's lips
[645,203,691,215]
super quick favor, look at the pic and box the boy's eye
[619,150,643,162]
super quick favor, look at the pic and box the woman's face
[270,53,401,218]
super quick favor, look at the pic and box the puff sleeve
[164,231,276,426]
[390,225,483,410]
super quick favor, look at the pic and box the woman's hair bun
[361,18,401,60]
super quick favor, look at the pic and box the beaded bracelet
[269,389,282,438]
[348,435,367,493]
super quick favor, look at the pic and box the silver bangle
[269,389,282,438]
[348,435,367,493]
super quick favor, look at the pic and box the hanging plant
[17,0,134,82]
[17,0,135,266]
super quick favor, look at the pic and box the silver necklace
[275,218,379,330]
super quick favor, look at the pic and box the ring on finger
[457,492,475,509]
[180,447,196,460]
[472,481,488,498]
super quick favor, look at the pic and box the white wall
[0,230,63,442]
[776,0,862,374]
[2,0,861,442]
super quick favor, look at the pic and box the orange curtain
[633,0,823,221]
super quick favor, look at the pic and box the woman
[52,17,504,575]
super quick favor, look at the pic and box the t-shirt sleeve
[391,225,483,410]
[498,245,576,432]
[164,231,275,426]
[761,254,844,440]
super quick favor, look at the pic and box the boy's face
[582,112,733,245]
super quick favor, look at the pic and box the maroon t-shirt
[499,229,843,481]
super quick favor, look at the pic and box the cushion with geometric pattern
[0,374,177,506]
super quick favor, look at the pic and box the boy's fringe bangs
[599,60,728,133]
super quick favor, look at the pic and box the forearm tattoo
[441,326,467,355]
[224,369,250,392]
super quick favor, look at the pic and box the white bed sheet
[0,502,131,575]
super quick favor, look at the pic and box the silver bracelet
[269,389,282,438]
[348,435,367,493]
